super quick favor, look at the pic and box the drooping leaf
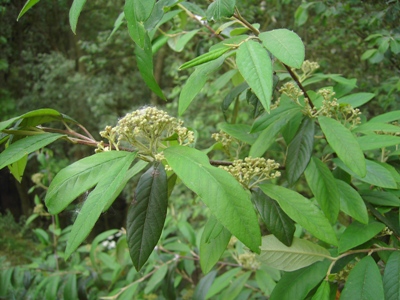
[286,117,315,185]
[127,163,168,271]
[259,29,305,68]
[69,0,87,34]
[361,190,400,207]
[270,260,331,300]
[305,157,340,223]
[338,93,375,108]
[124,0,146,48]
[45,151,135,214]
[383,251,400,300]
[338,221,385,253]
[219,123,258,145]
[334,158,397,189]
[164,145,261,253]
[258,235,332,272]
[311,281,331,300]
[193,271,217,300]
[125,0,155,22]
[206,0,236,21]
[357,134,400,151]
[200,215,231,274]
[135,34,166,100]
[179,47,230,70]
[17,0,40,21]
[340,256,384,300]
[0,133,65,171]
[108,11,125,41]
[259,184,338,246]
[336,179,368,224]
[318,116,366,177]
[236,40,273,112]
[251,189,295,246]
[65,152,136,258]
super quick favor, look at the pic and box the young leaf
[64,152,136,258]
[259,29,305,68]
[237,40,273,112]
[0,133,65,170]
[383,251,400,300]
[164,145,261,253]
[270,260,331,300]
[258,235,332,272]
[17,0,40,21]
[286,117,315,185]
[336,179,368,224]
[318,116,366,178]
[357,135,400,151]
[200,215,231,274]
[179,47,230,70]
[259,184,338,246]
[251,189,295,246]
[127,163,168,271]
[305,157,340,223]
[338,93,375,108]
[338,221,385,253]
[311,281,330,300]
[340,256,384,300]
[69,0,87,34]
[206,0,236,21]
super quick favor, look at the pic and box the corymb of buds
[279,82,304,104]
[97,107,194,161]
[221,157,281,189]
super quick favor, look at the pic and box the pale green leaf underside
[258,235,331,272]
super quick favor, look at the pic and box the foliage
[1,0,400,299]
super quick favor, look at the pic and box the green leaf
[311,281,330,300]
[144,264,168,294]
[252,189,295,246]
[222,82,248,113]
[338,93,375,108]
[193,271,217,300]
[259,29,305,68]
[63,274,78,300]
[206,268,241,298]
[168,29,199,52]
[286,117,315,185]
[220,272,251,300]
[270,260,331,300]
[353,122,400,134]
[17,0,40,21]
[259,184,338,245]
[318,116,366,178]
[125,0,155,22]
[219,123,258,145]
[206,0,236,21]
[179,56,225,115]
[0,133,65,170]
[338,221,385,253]
[90,229,119,269]
[361,190,400,207]
[127,163,168,271]
[45,151,134,214]
[340,256,384,300]
[256,269,276,296]
[135,34,166,99]
[8,155,28,183]
[305,157,340,223]
[108,12,125,41]
[124,0,151,48]
[383,251,400,300]
[336,180,368,224]
[69,0,87,34]
[65,152,136,258]
[369,110,400,123]
[164,145,261,253]
[179,47,230,70]
[250,108,302,157]
[334,158,397,189]
[200,215,231,274]
[258,235,332,272]
[357,134,400,151]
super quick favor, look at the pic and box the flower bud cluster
[279,82,304,103]
[301,60,320,77]
[212,130,244,159]
[212,131,234,148]
[97,107,194,160]
[221,157,281,189]
[237,253,260,269]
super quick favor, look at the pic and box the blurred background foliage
[0,0,399,298]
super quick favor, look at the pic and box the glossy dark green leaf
[270,260,330,300]
[338,221,385,253]
[259,184,338,245]
[193,271,217,300]
[286,117,315,185]
[219,123,258,145]
[0,133,65,171]
[259,29,305,68]
[357,135,400,151]
[336,179,368,224]
[164,145,261,253]
[305,157,340,223]
[340,256,384,300]
[383,251,400,300]
[206,0,236,21]
[338,93,375,107]
[69,0,87,34]
[319,116,366,178]
[251,189,295,246]
[361,190,400,206]
[200,215,231,274]
[127,163,168,271]
[135,34,166,99]
[237,40,273,112]
[46,151,135,214]
[64,152,136,258]
[17,0,40,21]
